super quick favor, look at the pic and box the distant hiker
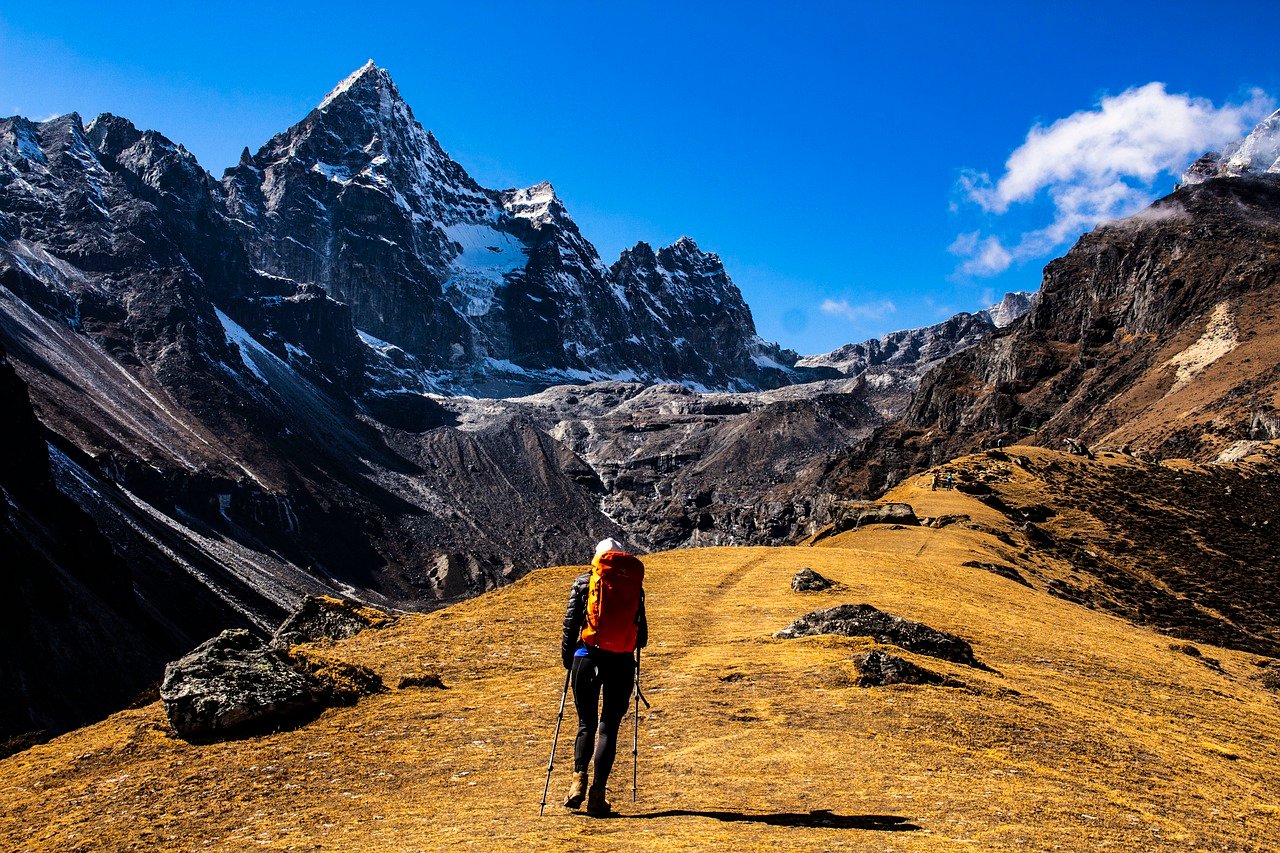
[930,472,940,491]
[561,538,648,816]
[946,472,954,490]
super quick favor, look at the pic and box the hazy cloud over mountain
[952,83,1274,277]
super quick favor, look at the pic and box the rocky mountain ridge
[220,61,803,395]
[796,291,1035,414]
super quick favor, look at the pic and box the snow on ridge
[502,181,558,226]
[1185,108,1280,183]
[216,308,277,384]
[312,162,352,184]
[317,60,382,111]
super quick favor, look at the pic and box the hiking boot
[563,772,589,809]
[586,785,612,816]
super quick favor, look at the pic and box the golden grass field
[2,456,1278,851]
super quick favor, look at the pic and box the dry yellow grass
[2,471,1279,851]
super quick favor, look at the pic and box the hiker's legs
[570,656,601,773]
[589,656,635,789]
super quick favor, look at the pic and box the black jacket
[561,571,648,669]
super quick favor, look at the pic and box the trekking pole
[632,648,651,803]
[539,667,572,817]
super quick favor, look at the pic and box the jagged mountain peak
[316,60,396,112]
[38,111,84,129]
[498,180,562,227]
[660,235,721,268]
[979,290,1036,328]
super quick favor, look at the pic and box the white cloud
[821,298,897,323]
[952,83,1274,277]
[949,231,1012,277]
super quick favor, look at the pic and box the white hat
[594,537,627,557]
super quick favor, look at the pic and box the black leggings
[571,650,635,785]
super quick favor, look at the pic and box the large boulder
[775,603,985,669]
[160,629,324,739]
[791,568,836,592]
[160,628,385,740]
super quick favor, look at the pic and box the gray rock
[791,568,835,592]
[775,603,985,669]
[854,650,955,687]
[829,502,919,534]
[160,629,322,739]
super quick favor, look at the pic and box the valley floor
[2,460,1279,851]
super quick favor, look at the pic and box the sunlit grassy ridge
[2,451,1279,851]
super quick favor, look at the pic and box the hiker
[930,472,940,491]
[560,537,648,816]
[945,472,954,490]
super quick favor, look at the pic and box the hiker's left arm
[561,574,587,669]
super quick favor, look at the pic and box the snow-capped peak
[1184,108,1280,184]
[317,60,392,111]
[1222,108,1280,176]
[501,181,559,225]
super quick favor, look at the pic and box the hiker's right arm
[561,573,588,669]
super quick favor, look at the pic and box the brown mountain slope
[3,455,1279,851]
[871,445,1280,656]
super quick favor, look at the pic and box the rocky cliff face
[0,340,255,748]
[825,173,1280,497]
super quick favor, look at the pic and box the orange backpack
[580,550,645,653]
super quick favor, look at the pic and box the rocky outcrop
[831,501,918,529]
[854,650,956,687]
[791,568,835,592]
[162,630,323,739]
[775,604,984,669]
[273,595,395,646]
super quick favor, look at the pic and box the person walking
[560,538,648,816]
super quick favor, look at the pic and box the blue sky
[3,2,1279,354]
